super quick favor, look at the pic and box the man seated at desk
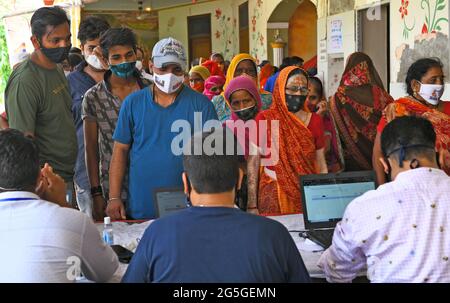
[0,129,118,282]
[122,129,311,283]
[318,116,450,283]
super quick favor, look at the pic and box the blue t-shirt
[67,61,97,190]
[264,71,280,93]
[113,86,218,219]
[122,207,311,283]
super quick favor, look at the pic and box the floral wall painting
[250,0,264,64]
[396,0,449,82]
[214,8,236,60]
[421,0,448,33]
[400,0,448,38]
[400,0,415,38]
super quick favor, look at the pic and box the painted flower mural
[400,0,415,38]
[421,0,448,34]
[215,9,222,19]
[251,0,265,62]
[400,0,448,38]
[399,0,409,19]
[396,0,449,82]
[214,8,236,60]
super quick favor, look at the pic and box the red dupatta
[330,53,394,170]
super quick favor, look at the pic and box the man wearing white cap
[107,37,218,220]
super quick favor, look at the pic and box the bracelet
[90,186,103,197]
[92,192,103,198]
[108,197,121,203]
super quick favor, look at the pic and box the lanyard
[0,198,38,203]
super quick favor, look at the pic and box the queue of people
[1,5,450,283]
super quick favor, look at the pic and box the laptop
[299,171,376,248]
[153,187,187,218]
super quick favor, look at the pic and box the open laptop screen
[300,171,376,229]
[154,188,187,218]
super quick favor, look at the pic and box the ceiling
[83,0,211,11]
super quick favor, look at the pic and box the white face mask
[153,72,184,94]
[141,71,153,82]
[135,60,143,71]
[85,54,107,71]
[418,82,444,105]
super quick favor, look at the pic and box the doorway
[188,14,212,64]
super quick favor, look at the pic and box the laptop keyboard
[307,229,334,248]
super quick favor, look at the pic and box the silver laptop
[153,187,187,218]
[299,171,376,248]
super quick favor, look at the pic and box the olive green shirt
[5,59,77,182]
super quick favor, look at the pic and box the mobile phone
[111,245,134,263]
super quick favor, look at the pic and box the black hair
[183,129,241,194]
[381,116,436,164]
[69,47,82,54]
[0,129,40,192]
[279,57,292,71]
[68,52,83,68]
[99,27,137,58]
[290,56,304,66]
[77,16,110,45]
[30,6,70,41]
[405,58,444,96]
[309,77,324,99]
[211,53,225,61]
[307,67,317,77]
[259,60,270,68]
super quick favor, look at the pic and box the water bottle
[102,217,114,245]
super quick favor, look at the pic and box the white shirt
[318,168,450,283]
[0,191,119,283]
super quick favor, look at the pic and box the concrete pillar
[271,42,286,67]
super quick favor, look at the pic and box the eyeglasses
[235,68,257,77]
[285,86,309,95]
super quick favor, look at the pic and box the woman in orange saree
[247,66,327,215]
[373,58,450,184]
[330,52,394,171]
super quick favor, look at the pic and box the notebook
[299,171,376,248]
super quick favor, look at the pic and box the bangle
[108,197,121,203]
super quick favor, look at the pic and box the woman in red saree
[330,52,394,171]
[373,58,450,184]
[307,76,344,173]
[247,66,327,215]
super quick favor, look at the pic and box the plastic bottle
[102,217,114,245]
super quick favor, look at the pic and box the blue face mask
[109,61,136,78]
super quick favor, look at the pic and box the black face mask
[234,105,258,121]
[286,94,307,113]
[40,44,71,64]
